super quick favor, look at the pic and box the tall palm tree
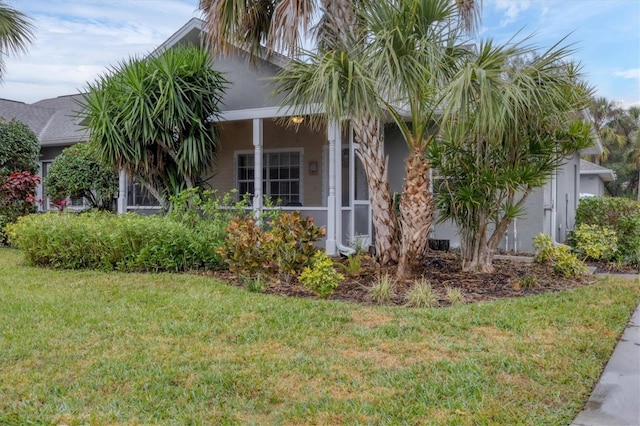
[588,97,627,162]
[434,39,593,272]
[0,1,33,81]
[199,0,479,271]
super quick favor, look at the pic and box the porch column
[253,118,264,219]
[326,119,338,255]
[117,169,127,214]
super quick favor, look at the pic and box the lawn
[1,247,638,425]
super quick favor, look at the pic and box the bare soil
[207,251,608,307]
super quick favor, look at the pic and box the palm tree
[0,1,34,81]
[588,97,627,162]
[199,0,480,271]
[433,39,593,272]
[81,47,227,210]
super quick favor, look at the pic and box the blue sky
[2,0,639,108]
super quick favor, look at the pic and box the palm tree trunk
[320,0,399,265]
[352,114,399,265]
[396,146,433,280]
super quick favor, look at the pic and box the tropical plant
[429,38,593,272]
[273,0,476,278]
[80,46,227,210]
[0,1,33,81]
[219,211,325,283]
[43,143,119,211]
[199,0,480,274]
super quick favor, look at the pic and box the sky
[2,0,639,108]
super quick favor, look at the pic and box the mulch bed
[205,251,605,307]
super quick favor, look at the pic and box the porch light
[291,116,304,124]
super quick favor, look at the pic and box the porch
[117,109,372,255]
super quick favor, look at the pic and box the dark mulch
[206,251,603,307]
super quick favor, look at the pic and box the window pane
[280,167,289,179]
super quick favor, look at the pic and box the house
[580,159,616,198]
[0,18,607,256]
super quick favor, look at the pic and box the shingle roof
[0,94,88,146]
[580,159,616,182]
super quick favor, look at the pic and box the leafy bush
[44,143,118,211]
[533,233,588,277]
[576,197,640,265]
[0,171,40,244]
[220,216,269,280]
[6,212,226,271]
[220,211,325,284]
[298,251,344,298]
[0,118,39,176]
[571,224,618,261]
[405,279,439,308]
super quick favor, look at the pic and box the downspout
[332,120,355,256]
[551,169,558,244]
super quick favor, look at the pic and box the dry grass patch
[351,309,395,328]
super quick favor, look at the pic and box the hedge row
[575,197,640,266]
[5,212,226,272]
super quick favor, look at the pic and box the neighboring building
[580,159,616,198]
[0,18,607,255]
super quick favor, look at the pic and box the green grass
[1,247,639,425]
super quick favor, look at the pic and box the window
[237,151,302,205]
[127,177,160,207]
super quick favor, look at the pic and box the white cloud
[493,0,531,26]
[614,69,640,80]
[1,1,200,103]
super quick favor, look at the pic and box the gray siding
[581,175,605,196]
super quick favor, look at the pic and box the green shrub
[336,252,365,276]
[220,211,325,284]
[298,251,344,298]
[519,274,539,289]
[571,224,618,261]
[445,286,465,304]
[533,233,588,277]
[576,197,640,265]
[6,212,226,271]
[219,216,269,280]
[369,274,396,304]
[405,279,439,308]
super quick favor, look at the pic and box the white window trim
[234,148,304,206]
